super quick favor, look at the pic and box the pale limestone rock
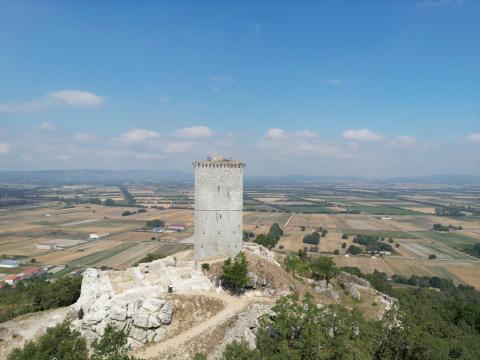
[147,315,161,328]
[158,302,174,325]
[132,312,150,328]
[141,298,166,313]
[130,327,147,343]
[146,329,156,343]
[154,327,167,342]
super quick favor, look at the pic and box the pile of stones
[71,268,174,348]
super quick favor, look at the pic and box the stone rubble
[70,254,215,348]
[337,271,372,288]
[243,243,280,267]
[315,280,340,302]
[213,303,272,359]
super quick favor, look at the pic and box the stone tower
[193,156,245,261]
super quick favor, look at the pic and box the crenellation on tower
[193,157,245,261]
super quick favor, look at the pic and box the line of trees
[253,223,284,249]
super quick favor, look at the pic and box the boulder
[142,298,166,312]
[158,302,174,325]
[146,329,156,343]
[342,282,361,300]
[337,272,371,288]
[130,327,147,343]
[132,312,150,328]
[154,327,167,342]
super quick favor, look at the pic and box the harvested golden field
[332,254,480,289]
[34,240,122,264]
[401,207,436,214]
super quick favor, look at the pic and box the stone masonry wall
[194,160,244,261]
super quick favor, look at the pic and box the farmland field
[1,181,480,291]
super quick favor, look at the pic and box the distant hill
[0,169,193,185]
[0,170,478,186]
[386,174,480,185]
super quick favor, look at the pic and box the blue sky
[0,0,479,176]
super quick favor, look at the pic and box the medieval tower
[193,156,245,261]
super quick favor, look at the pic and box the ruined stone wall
[193,160,245,261]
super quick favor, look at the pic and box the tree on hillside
[91,324,136,360]
[8,321,137,360]
[310,256,338,281]
[269,223,283,238]
[221,341,260,360]
[254,294,377,359]
[220,252,249,293]
[7,321,88,360]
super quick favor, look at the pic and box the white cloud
[118,128,160,143]
[388,135,418,148]
[342,128,382,142]
[324,79,343,86]
[257,128,344,158]
[0,143,10,154]
[466,133,480,143]
[293,130,319,138]
[0,90,105,113]
[46,90,105,107]
[166,141,195,154]
[265,128,287,140]
[39,121,55,130]
[73,132,96,144]
[210,76,236,84]
[173,126,213,139]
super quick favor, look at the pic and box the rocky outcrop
[314,280,340,301]
[340,281,361,300]
[71,254,216,348]
[246,271,268,290]
[337,271,371,288]
[71,268,174,348]
[213,303,272,359]
[243,243,280,267]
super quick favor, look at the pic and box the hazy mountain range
[0,170,479,186]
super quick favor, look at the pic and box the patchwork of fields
[1,183,479,289]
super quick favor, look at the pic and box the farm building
[90,233,110,240]
[4,274,21,286]
[0,259,21,268]
[36,242,57,250]
[167,224,187,231]
[21,266,45,279]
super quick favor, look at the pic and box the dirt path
[284,213,294,229]
[135,291,272,359]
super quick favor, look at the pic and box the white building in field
[89,233,110,240]
[193,156,245,261]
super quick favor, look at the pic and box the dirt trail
[136,290,272,359]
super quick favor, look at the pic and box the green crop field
[414,231,480,250]
[68,242,137,267]
[349,205,419,215]
[283,205,335,213]
[340,230,418,239]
